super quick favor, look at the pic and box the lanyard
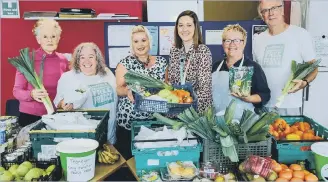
[217,54,245,71]
[179,55,191,85]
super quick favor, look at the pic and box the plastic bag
[243,155,272,178]
[16,120,42,147]
[229,66,254,97]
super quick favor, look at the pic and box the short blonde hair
[70,42,107,76]
[32,18,62,37]
[130,25,152,54]
[222,24,247,44]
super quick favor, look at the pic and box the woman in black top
[212,24,270,115]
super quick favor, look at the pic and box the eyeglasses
[223,39,244,45]
[260,5,283,15]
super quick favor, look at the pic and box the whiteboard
[147,0,204,22]
[307,0,328,70]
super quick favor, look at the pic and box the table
[90,145,126,181]
[126,157,139,181]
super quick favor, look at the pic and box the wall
[0,1,142,115]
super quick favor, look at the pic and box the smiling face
[260,0,285,27]
[79,46,97,76]
[223,30,245,58]
[132,32,150,57]
[36,26,60,54]
[177,15,195,43]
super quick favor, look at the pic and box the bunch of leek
[275,59,321,108]
[124,70,173,91]
[8,48,54,114]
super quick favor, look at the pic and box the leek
[275,59,321,108]
[8,48,54,114]
[124,70,173,90]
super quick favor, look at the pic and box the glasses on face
[223,39,244,45]
[260,5,283,15]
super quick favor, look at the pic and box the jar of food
[199,162,217,179]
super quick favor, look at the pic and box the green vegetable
[224,99,237,125]
[124,70,173,91]
[153,113,184,130]
[247,112,279,136]
[276,60,321,108]
[8,48,54,114]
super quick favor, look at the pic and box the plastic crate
[131,120,202,176]
[1,157,62,181]
[134,83,197,114]
[29,110,109,159]
[272,115,328,169]
[202,137,272,171]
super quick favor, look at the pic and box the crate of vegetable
[29,110,109,159]
[124,70,197,114]
[270,115,328,169]
[131,120,202,176]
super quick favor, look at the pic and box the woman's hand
[61,102,74,111]
[31,89,48,102]
[231,92,251,102]
[127,89,135,103]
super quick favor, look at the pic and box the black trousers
[114,125,132,160]
[18,112,41,127]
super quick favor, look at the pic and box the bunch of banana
[97,144,120,164]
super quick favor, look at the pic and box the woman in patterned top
[166,10,213,113]
[115,25,167,159]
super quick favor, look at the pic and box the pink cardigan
[13,48,69,116]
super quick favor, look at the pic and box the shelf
[24,16,139,21]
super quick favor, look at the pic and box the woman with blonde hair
[115,25,167,159]
[54,42,117,144]
[212,24,270,115]
[13,18,69,127]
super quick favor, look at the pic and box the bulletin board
[104,20,265,69]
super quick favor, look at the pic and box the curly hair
[222,24,248,45]
[32,18,62,37]
[130,25,152,55]
[70,42,107,76]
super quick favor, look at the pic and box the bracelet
[303,79,309,87]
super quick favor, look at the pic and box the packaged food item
[229,66,254,97]
[241,155,272,179]
[199,162,217,179]
[167,161,197,180]
[141,170,162,182]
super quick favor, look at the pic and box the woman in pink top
[13,19,69,127]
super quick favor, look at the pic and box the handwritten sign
[67,152,96,181]
[0,0,20,18]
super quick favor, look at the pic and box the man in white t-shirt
[253,0,318,115]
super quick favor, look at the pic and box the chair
[5,99,20,116]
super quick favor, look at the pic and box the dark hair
[174,10,202,49]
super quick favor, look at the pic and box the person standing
[253,0,317,115]
[167,10,213,113]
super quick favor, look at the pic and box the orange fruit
[293,170,305,180]
[290,177,304,182]
[303,170,310,175]
[281,164,289,170]
[275,177,289,182]
[290,164,302,171]
[305,173,318,182]
[279,170,293,180]
[273,163,283,173]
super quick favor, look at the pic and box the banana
[101,152,115,164]
[103,144,112,152]
[102,150,120,161]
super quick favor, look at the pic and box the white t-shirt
[253,25,316,108]
[54,69,118,144]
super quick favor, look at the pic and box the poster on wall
[0,0,20,18]
[313,35,328,69]
[205,30,223,45]
[252,25,268,50]
[145,26,159,55]
[107,25,134,46]
[159,26,175,55]
[108,47,131,68]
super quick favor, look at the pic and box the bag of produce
[229,66,253,97]
[240,155,272,178]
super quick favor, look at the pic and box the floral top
[117,55,168,130]
[168,44,213,113]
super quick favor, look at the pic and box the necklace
[136,55,151,66]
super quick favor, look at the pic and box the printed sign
[0,0,20,18]
[261,44,285,68]
[67,152,96,181]
[88,82,114,107]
